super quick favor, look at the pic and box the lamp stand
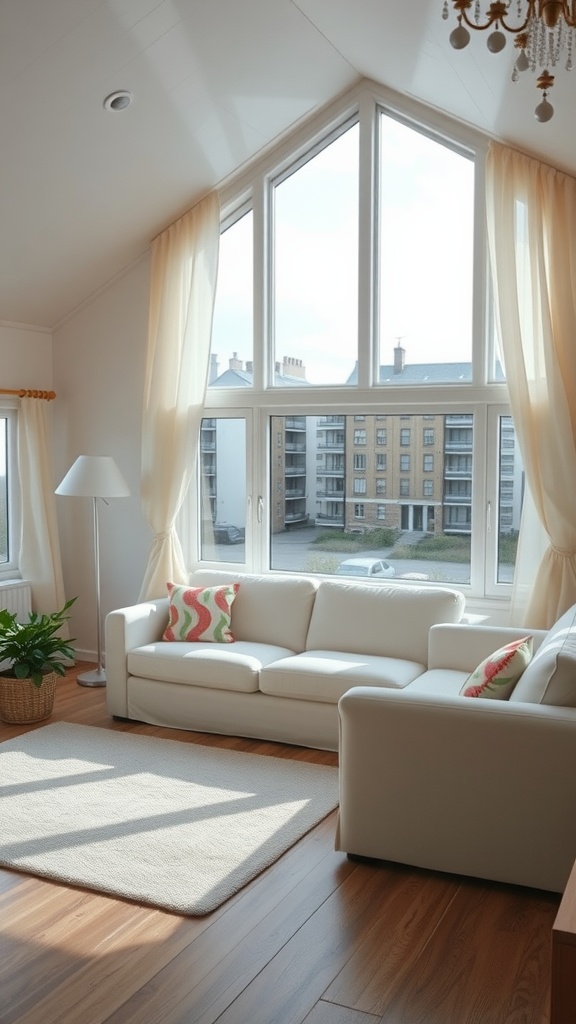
[77,496,106,687]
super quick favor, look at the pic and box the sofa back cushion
[188,570,318,652]
[305,580,465,663]
[510,602,576,706]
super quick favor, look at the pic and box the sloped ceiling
[2,0,575,328]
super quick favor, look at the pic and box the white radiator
[0,580,32,622]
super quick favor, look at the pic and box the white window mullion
[251,408,269,574]
[357,89,378,389]
[469,402,487,596]
[253,175,267,392]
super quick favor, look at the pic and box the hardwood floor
[0,667,559,1024]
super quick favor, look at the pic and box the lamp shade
[55,456,130,498]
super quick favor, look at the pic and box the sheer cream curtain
[139,191,220,601]
[18,396,66,613]
[486,142,576,628]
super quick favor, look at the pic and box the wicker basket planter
[0,671,57,724]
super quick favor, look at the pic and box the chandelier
[442,1,576,121]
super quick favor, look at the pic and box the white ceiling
[2,0,575,328]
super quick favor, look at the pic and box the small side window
[0,408,19,574]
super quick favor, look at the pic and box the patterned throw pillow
[162,582,240,643]
[460,635,533,699]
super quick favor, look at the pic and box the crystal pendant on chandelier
[450,17,471,48]
[487,28,507,52]
[534,69,555,120]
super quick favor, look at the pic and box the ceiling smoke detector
[103,90,133,112]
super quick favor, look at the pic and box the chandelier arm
[562,0,576,27]
[456,2,532,33]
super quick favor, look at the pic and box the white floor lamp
[56,455,130,687]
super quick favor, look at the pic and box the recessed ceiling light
[103,91,133,112]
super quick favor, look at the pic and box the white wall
[0,323,52,388]
[52,258,154,662]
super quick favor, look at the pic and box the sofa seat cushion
[127,641,295,693]
[404,668,470,697]
[259,650,426,704]
[510,603,576,706]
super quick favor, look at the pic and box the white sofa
[105,569,466,751]
[336,602,576,893]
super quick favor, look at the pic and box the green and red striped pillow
[162,582,240,643]
[460,635,533,699]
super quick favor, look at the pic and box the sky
[211,112,475,386]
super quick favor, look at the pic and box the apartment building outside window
[194,82,519,601]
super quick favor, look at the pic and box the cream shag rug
[0,722,339,915]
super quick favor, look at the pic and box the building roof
[346,361,505,385]
[210,354,505,388]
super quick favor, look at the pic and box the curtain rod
[0,389,56,400]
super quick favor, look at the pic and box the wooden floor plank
[302,1002,382,1024]
[322,861,460,1016]
[377,877,557,1024]
[201,860,457,1024]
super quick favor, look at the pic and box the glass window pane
[209,211,253,388]
[269,413,471,584]
[497,415,522,584]
[0,418,7,563]
[379,114,474,383]
[273,124,359,386]
[200,418,246,563]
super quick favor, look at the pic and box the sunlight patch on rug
[0,722,339,915]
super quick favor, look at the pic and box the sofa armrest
[427,623,548,671]
[105,599,169,717]
[337,686,576,892]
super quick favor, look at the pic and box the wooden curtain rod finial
[0,388,56,400]
[0,388,57,400]
[17,389,57,400]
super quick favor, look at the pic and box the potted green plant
[0,598,76,724]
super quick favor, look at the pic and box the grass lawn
[310,529,518,565]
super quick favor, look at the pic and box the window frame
[0,403,20,579]
[203,81,514,611]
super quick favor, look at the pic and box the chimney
[209,353,219,384]
[393,343,405,374]
[245,361,253,375]
[282,355,306,380]
[229,351,243,371]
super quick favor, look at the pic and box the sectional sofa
[336,602,576,892]
[105,571,576,891]
[105,568,466,750]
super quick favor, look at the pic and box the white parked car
[335,557,395,579]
